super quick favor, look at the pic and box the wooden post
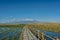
[37,30,41,40]
[55,38,59,40]
[41,33,45,40]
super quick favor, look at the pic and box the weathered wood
[20,26,60,40]
[55,38,60,40]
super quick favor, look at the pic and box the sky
[0,0,60,23]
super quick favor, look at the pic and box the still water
[40,30,60,38]
[0,27,22,40]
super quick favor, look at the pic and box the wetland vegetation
[0,23,60,39]
[0,23,60,33]
[0,24,25,40]
[27,23,60,33]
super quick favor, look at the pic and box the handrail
[28,27,60,40]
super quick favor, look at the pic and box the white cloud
[22,18,34,21]
[0,17,20,23]
[10,16,13,18]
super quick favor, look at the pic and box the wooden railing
[28,27,60,40]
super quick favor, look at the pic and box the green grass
[0,24,25,28]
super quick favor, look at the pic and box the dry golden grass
[27,23,60,33]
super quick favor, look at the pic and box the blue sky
[0,0,60,23]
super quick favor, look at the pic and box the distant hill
[0,20,39,24]
[0,20,60,24]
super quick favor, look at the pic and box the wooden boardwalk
[20,26,60,40]
[19,26,38,40]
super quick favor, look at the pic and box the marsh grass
[0,23,60,32]
[0,24,24,40]
[27,23,60,33]
[0,24,25,28]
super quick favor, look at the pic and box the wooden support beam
[41,33,45,40]
[55,38,60,40]
[37,30,40,40]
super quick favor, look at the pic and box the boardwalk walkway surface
[20,26,60,40]
[20,26,38,40]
